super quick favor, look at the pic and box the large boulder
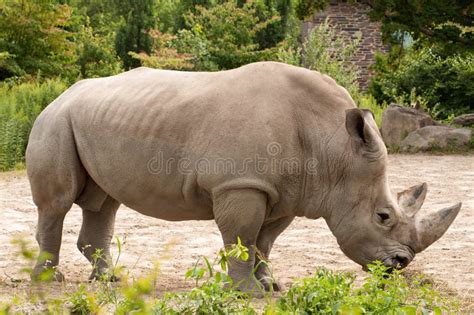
[452,113,474,127]
[400,126,472,152]
[381,104,438,148]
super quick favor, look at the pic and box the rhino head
[324,108,461,270]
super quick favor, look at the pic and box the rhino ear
[398,183,428,217]
[345,109,382,155]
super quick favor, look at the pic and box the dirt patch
[0,154,473,308]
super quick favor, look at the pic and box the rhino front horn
[414,203,462,253]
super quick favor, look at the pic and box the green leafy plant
[269,261,459,314]
[7,236,463,313]
[369,47,473,121]
[358,94,386,127]
[153,237,256,314]
[68,284,98,315]
[0,1,77,80]
[303,18,361,98]
[175,2,282,71]
[0,79,67,171]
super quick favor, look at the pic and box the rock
[400,126,472,152]
[381,104,438,148]
[452,113,474,127]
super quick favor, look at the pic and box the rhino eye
[377,212,390,223]
[375,208,395,226]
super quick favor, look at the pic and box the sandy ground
[0,154,473,309]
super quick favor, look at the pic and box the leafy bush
[0,79,67,171]
[0,1,77,80]
[75,24,123,78]
[3,238,462,313]
[129,31,194,70]
[175,2,281,71]
[358,94,386,127]
[303,19,361,98]
[369,48,474,120]
[270,262,458,314]
[114,0,155,69]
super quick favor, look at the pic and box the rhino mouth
[382,255,412,269]
[378,245,415,270]
[359,245,415,272]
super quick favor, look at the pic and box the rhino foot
[88,268,120,282]
[258,276,282,292]
[230,277,266,298]
[254,264,281,292]
[32,265,65,282]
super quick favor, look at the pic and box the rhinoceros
[26,62,461,294]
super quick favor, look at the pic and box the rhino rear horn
[397,183,427,217]
[414,202,462,253]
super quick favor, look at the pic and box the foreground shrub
[0,79,67,170]
[369,48,474,120]
[5,238,461,314]
[270,262,458,314]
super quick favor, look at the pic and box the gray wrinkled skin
[26,62,461,295]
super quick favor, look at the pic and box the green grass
[0,79,67,171]
[358,94,386,127]
[0,237,463,314]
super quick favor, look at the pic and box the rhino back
[41,62,355,220]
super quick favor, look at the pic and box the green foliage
[0,52,23,79]
[358,94,386,127]
[175,2,282,71]
[75,24,123,78]
[295,0,327,20]
[270,262,458,314]
[152,237,255,314]
[369,47,474,120]
[368,0,474,55]
[114,0,155,69]
[303,19,361,98]
[250,0,292,50]
[129,31,194,70]
[6,237,462,313]
[154,0,186,33]
[272,268,354,313]
[0,79,67,171]
[70,0,119,33]
[0,1,77,80]
[68,284,98,315]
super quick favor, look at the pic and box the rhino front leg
[255,216,294,291]
[213,189,267,297]
[77,196,120,281]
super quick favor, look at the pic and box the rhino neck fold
[299,121,352,220]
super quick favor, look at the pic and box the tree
[295,0,327,20]
[252,0,293,49]
[0,1,77,80]
[367,0,473,54]
[114,0,155,69]
[175,2,281,70]
[68,0,122,78]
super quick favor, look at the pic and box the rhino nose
[392,255,411,269]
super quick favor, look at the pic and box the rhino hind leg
[76,185,120,281]
[213,189,267,297]
[255,216,294,291]
[33,207,70,281]
[27,129,86,282]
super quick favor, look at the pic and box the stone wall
[302,1,387,90]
